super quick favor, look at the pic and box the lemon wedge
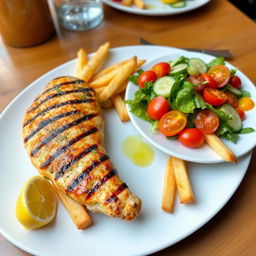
[161,0,179,4]
[16,175,57,230]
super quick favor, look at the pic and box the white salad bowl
[125,52,256,163]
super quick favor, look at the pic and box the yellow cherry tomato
[161,0,179,4]
[238,97,255,111]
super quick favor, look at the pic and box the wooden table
[0,0,256,255]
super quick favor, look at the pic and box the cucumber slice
[187,65,200,76]
[170,63,188,75]
[226,84,242,97]
[188,58,207,74]
[153,76,175,97]
[219,104,242,132]
[171,1,186,8]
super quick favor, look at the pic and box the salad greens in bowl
[125,52,256,163]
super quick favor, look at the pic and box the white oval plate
[0,46,253,256]
[103,0,211,16]
[126,52,256,163]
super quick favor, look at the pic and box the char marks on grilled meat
[23,76,141,221]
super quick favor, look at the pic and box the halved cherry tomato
[178,128,205,148]
[138,70,157,88]
[151,62,171,78]
[225,91,238,108]
[158,110,187,137]
[203,88,227,106]
[147,96,169,120]
[187,75,205,91]
[229,75,242,89]
[238,97,255,111]
[201,73,218,88]
[195,109,220,134]
[236,108,246,121]
[208,65,230,88]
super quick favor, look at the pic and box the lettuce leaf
[172,82,195,114]
[207,57,225,69]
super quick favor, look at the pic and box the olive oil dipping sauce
[122,136,155,167]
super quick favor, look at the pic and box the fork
[140,38,233,59]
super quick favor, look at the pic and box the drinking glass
[53,0,104,31]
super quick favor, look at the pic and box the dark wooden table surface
[0,0,256,255]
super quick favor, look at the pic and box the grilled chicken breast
[23,76,141,220]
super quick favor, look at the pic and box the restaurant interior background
[229,0,256,20]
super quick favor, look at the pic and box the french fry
[115,80,128,95]
[171,157,195,204]
[205,134,237,163]
[95,87,105,95]
[121,0,133,6]
[79,42,110,82]
[111,94,130,122]
[162,157,176,213]
[134,0,145,9]
[92,59,129,80]
[90,59,146,89]
[94,81,127,96]
[76,48,88,77]
[99,56,137,102]
[89,65,123,88]
[53,187,92,229]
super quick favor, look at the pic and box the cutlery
[140,38,233,59]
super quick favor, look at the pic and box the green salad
[126,56,255,148]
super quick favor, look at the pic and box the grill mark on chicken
[40,127,98,169]
[30,113,98,156]
[34,79,86,101]
[29,88,94,113]
[86,169,117,200]
[66,154,110,192]
[24,110,80,143]
[55,144,98,179]
[23,99,95,127]
[105,183,128,203]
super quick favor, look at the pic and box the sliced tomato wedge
[208,65,230,88]
[225,91,238,108]
[203,88,227,106]
[158,110,187,137]
[195,109,220,134]
[187,75,205,91]
[201,73,218,88]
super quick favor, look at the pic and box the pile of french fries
[52,42,238,229]
[121,0,145,9]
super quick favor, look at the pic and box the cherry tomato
[236,108,246,121]
[238,97,255,111]
[158,110,187,137]
[151,62,171,78]
[203,88,227,106]
[147,96,169,120]
[178,128,205,148]
[195,109,220,134]
[201,73,218,88]
[187,75,205,91]
[229,75,242,89]
[138,70,157,88]
[208,65,230,88]
[225,91,238,108]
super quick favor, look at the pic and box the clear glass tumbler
[54,0,104,31]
